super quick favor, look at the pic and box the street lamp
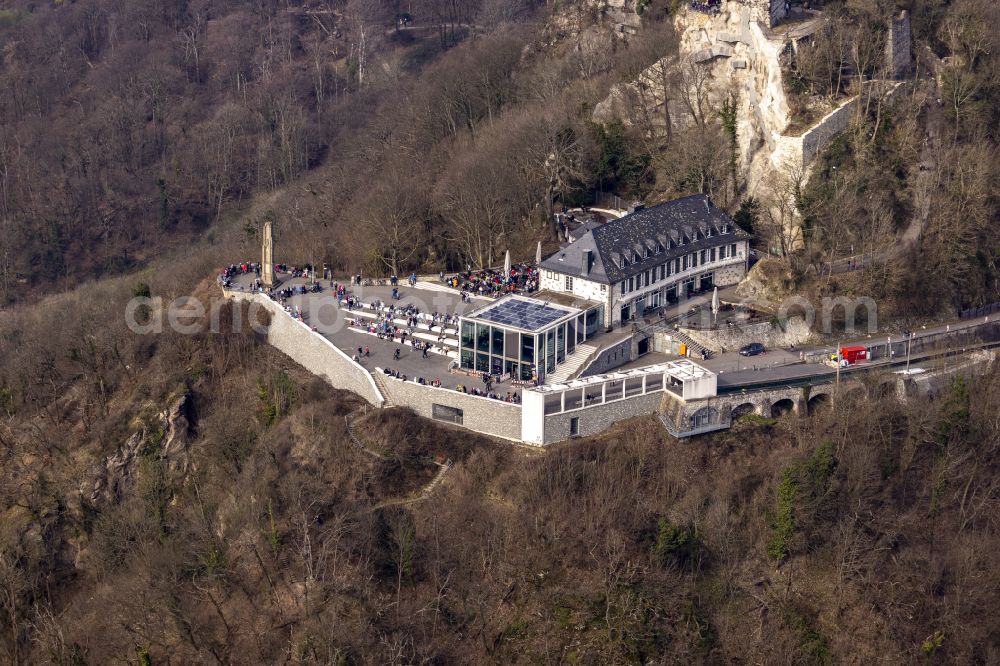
[905,331,913,373]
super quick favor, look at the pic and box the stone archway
[731,402,756,420]
[807,392,830,415]
[871,380,895,400]
[844,387,866,404]
[771,398,796,418]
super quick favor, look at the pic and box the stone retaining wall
[580,337,634,377]
[227,291,385,407]
[540,391,663,444]
[380,377,523,441]
[679,315,811,352]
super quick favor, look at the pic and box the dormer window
[655,242,663,253]
[721,224,730,234]
[706,227,713,237]
[633,251,641,263]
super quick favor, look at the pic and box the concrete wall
[679,315,811,353]
[580,336,634,377]
[379,376,523,442]
[228,292,385,407]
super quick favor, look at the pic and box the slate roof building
[538,195,750,328]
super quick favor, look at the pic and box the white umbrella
[504,249,511,275]
[711,286,720,323]
[535,241,542,264]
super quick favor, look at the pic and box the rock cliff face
[542,0,642,43]
[596,1,801,197]
[84,393,193,506]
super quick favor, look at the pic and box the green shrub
[785,606,830,665]
[651,518,702,570]
[768,441,838,561]
[768,467,797,561]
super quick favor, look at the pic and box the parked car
[739,342,766,356]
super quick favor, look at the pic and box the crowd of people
[381,367,443,387]
[347,315,445,355]
[340,297,458,353]
[218,261,319,293]
[380,367,521,403]
[444,264,539,298]
[218,261,260,289]
[452,383,522,403]
[269,282,322,304]
[689,0,721,14]
[224,260,541,305]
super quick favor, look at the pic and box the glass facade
[459,305,602,381]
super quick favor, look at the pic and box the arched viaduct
[660,373,921,436]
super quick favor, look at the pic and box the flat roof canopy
[465,295,582,333]
[531,358,715,393]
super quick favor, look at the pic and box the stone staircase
[671,328,712,358]
[371,371,395,407]
[545,343,599,384]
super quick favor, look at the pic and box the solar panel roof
[470,297,578,332]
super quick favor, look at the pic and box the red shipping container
[840,345,868,364]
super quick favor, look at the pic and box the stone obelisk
[261,220,276,289]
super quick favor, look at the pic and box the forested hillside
[1,287,998,663]
[2,0,996,312]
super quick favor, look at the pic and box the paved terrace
[226,273,533,399]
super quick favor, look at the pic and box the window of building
[710,247,716,262]
[565,275,574,291]
[620,280,626,294]
[720,245,727,259]
[706,227,713,237]
[601,284,607,293]
[628,277,635,291]
[682,255,688,270]
[731,243,737,257]
[700,250,706,264]
[569,417,580,437]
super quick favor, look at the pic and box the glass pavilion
[459,295,600,381]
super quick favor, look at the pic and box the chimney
[582,249,592,277]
